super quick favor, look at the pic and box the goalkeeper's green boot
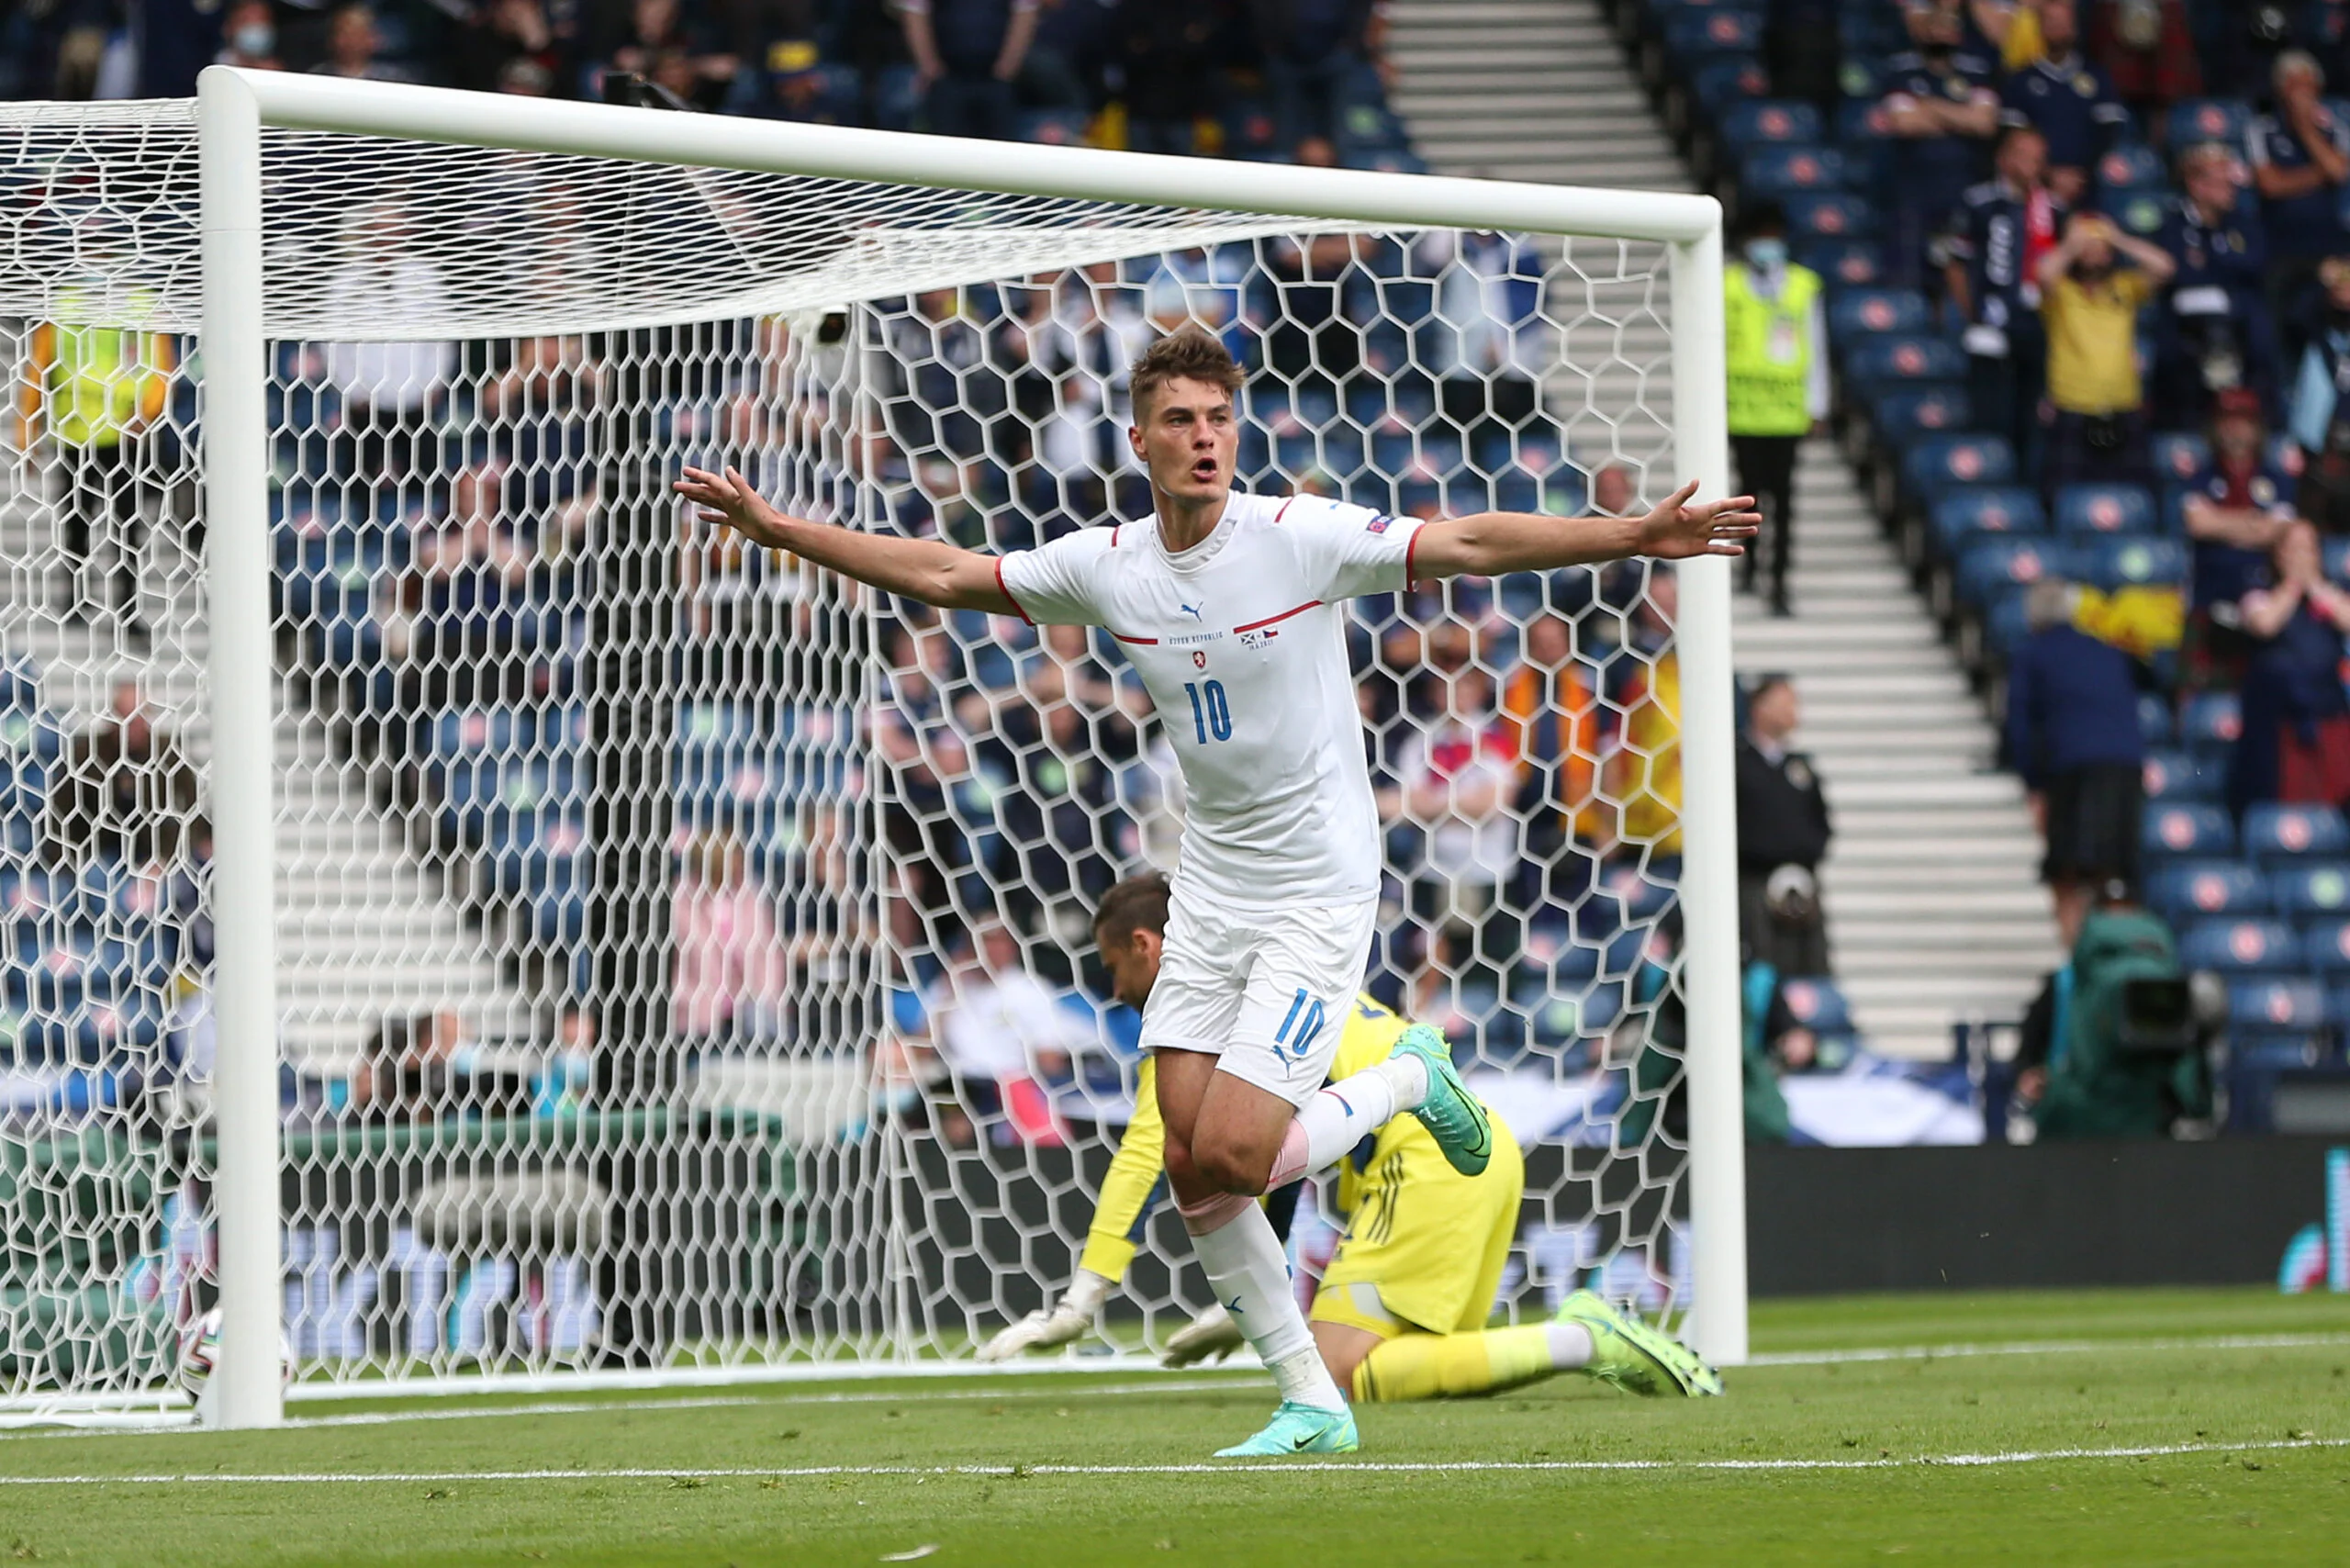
[1213,1401,1360,1458]
[1555,1290,1724,1398]
[1388,1024,1492,1177]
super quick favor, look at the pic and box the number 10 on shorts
[1274,987,1326,1062]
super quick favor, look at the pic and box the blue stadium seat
[2179,691,2242,747]
[1955,537,2077,608]
[2326,538,2350,587]
[1220,100,1280,158]
[1844,333,1966,391]
[2146,858,2266,921]
[2138,693,2176,745]
[2053,483,2156,537]
[2166,98,2252,152]
[2082,535,2187,591]
[2270,862,2350,917]
[1796,239,1886,288]
[1784,191,1879,241]
[2096,143,2165,191]
[1688,59,1773,122]
[1833,97,1893,194]
[2177,918,2299,973]
[2098,183,2168,238]
[2243,803,2350,862]
[2141,748,2220,802]
[2300,919,2350,974]
[1663,7,1764,66]
[1829,288,1930,340]
[2228,978,2331,1032]
[2151,431,2211,487]
[1774,975,1851,1034]
[1903,434,2016,497]
[1742,144,1852,197]
[1718,98,1821,146]
[2144,802,2236,858]
[1870,386,1972,450]
[1343,147,1430,174]
[1014,109,1090,145]
[1930,487,2047,554]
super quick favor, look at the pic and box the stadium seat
[1844,334,1965,392]
[2165,98,2252,152]
[2141,748,2220,802]
[2177,918,2299,973]
[1796,238,1886,287]
[1741,144,1852,198]
[1663,7,1764,68]
[1784,191,1879,241]
[2179,691,2242,747]
[1868,386,1972,451]
[2144,802,2236,858]
[2098,183,2167,238]
[1015,109,1090,145]
[2081,535,2187,591]
[2269,862,2350,917]
[1688,58,1773,124]
[1902,433,2017,497]
[2146,858,2266,921]
[1829,288,1930,340]
[2096,143,2165,192]
[1954,537,2077,608]
[1718,99,1821,147]
[2227,978,2331,1032]
[2298,919,2350,973]
[2053,483,2156,537]
[1775,975,1852,1034]
[1832,96,1894,194]
[2137,693,2176,745]
[1929,487,2047,555]
[2243,803,2350,862]
[2151,431,2211,487]
[1219,100,1281,158]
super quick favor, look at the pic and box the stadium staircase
[0,464,528,1077]
[1385,0,2059,1058]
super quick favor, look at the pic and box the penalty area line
[3,1434,2342,1484]
[1747,1331,2350,1367]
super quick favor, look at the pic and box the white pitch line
[0,1434,2342,1485]
[1749,1331,2350,1367]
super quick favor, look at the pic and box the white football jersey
[996,491,1424,909]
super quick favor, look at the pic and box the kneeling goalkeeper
[981,874,1720,1404]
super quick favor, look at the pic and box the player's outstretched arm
[675,465,1015,612]
[1408,480,1759,579]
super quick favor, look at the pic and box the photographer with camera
[2037,209,2174,496]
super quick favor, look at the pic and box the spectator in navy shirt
[1252,0,1378,154]
[2183,387,2297,691]
[2289,254,2350,530]
[1998,0,2129,207]
[2232,519,2350,813]
[2250,50,2350,360]
[1880,1,2002,291]
[2155,141,2277,429]
[902,0,1042,142]
[1946,125,2064,465]
[2006,577,2145,941]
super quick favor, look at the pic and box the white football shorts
[1137,886,1379,1107]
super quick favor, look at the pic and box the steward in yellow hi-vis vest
[16,280,176,628]
[976,874,1722,1406]
[1722,201,1826,617]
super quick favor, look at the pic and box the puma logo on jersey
[1179,602,1203,621]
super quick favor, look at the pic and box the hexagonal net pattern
[0,103,1701,1414]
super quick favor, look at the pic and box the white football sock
[1266,1056,1426,1188]
[1182,1197,1346,1412]
[1548,1321,1595,1369]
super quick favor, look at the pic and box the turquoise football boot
[1387,1023,1493,1176]
[1213,1401,1360,1457]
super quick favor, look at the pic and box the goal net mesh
[0,101,1695,1416]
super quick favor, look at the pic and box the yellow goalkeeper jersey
[1076,993,1496,1281]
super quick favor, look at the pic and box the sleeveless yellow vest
[1724,263,1820,438]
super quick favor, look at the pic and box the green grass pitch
[2,1288,2345,1566]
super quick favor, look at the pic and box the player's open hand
[674,465,785,548]
[1635,479,1760,560]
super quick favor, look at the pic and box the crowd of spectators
[6,0,1411,169]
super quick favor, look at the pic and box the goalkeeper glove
[976,1268,1112,1361]
[1158,1302,1246,1368]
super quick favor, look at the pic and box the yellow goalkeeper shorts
[1309,1114,1524,1340]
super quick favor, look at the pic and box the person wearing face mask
[2287,255,2350,531]
[1723,203,1825,619]
[215,1,282,72]
[1880,0,2001,292]
[2036,211,2174,495]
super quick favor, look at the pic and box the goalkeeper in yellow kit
[980,874,1720,1404]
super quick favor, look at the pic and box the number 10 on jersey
[1183,679,1232,744]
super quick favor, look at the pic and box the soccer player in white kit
[676,328,1755,1457]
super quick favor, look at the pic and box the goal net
[0,80,1740,1423]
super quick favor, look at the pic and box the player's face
[1096,924,1165,1010]
[1130,376,1237,505]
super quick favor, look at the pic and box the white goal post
[24,65,1749,1430]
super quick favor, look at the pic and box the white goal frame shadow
[193,64,1748,1430]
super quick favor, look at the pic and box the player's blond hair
[1129,327,1244,421]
